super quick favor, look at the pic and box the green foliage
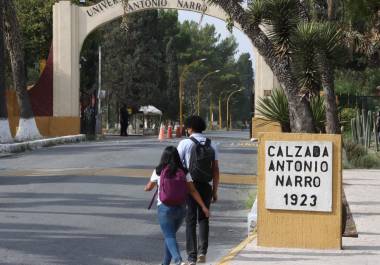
[344,141,380,168]
[351,109,377,151]
[310,96,326,133]
[344,140,367,161]
[245,190,257,209]
[233,53,254,122]
[340,108,356,129]
[165,37,179,120]
[13,0,55,80]
[257,88,327,133]
[335,68,380,95]
[176,21,249,120]
[260,0,300,57]
[79,9,250,125]
[292,22,321,95]
[256,88,290,132]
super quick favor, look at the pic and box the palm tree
[209,0,357,238]
[293,21,342,134]
[0,0,13,143]
[3,0,41,141]
[208,0,316,133]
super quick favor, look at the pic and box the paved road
[0,131,257,265]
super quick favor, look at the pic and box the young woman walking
[145,146,209,265]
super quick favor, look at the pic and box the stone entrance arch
[52,0,278,135]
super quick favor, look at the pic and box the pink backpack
[159,166,188,206]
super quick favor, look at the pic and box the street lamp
[197,69,220,115]
[179,58,206,134]
[218,90,230,130]
[226,86,245,131]
[218,84,237,130]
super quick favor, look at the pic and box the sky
[178,11,256,68]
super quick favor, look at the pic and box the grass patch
[245,189,257,209]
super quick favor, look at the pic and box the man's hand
[212,191,218,203]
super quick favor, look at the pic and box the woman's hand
[202,207,210,218]
[144,181,156,192]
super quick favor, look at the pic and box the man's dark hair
[185,115,206,133]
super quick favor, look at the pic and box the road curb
[217,232,257,265]
[0,135,86,154]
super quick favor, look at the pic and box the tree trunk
[211,0,316,132]
[0,0,13,143]
[327,0,335,20]
[319,55,341,134]
[3,0,41,141]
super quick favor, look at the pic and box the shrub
[256,88,290,132]
[344,140,380,168]
[344,140,367,161]
[245,190,257,209]
[257,88,326,132]
[351,153,380,169]
[340,108,356,131]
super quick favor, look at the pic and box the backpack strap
[190,137,200,145]
[147,188,158,210]
[190,137,212,146]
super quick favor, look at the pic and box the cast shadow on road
[0,174,147,186]
[0,222,164,265]
[0,174,250,264]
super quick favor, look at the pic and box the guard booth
[128,105,162,136]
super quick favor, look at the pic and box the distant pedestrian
[145,146,209,265]
[120,104,129,136]
[177,115,220,265]
[83,104,96,136]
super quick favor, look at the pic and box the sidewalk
[227,170,380,265]
[0,135,85,154]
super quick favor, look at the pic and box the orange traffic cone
[167,124,173,139]
[175,124,181,138]
[158,124,165,141]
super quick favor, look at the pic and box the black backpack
[189,137,215,183]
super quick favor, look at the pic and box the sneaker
[187,262,196,265]
[197,254,206,263]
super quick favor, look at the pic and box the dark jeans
[158,204,186,265]
[186,182,212,262]
[120,122,128,136]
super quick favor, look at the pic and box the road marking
[0,168,257,185]
[217,232,257,265]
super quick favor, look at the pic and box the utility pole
[96,46,102,135]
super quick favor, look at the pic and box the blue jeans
[158,204,186,265]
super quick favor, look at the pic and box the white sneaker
[197,254,206,263]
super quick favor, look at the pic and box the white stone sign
[265,141,333,212]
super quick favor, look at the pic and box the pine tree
[123,10,161,107]
[165,37,179,120]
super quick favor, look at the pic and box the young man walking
[177,115,220,265]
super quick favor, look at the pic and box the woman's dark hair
[156,146,186,175]
[185,115,206,133]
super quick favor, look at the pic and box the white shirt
[150,169,193,206]
[177,133,219,185]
